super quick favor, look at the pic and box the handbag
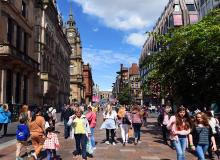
[86,138,93,154]
[67,118,73,126]
[128,127,134,138]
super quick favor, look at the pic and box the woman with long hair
[167,106,192,160]
[131,105,143,145]
[29,107,45,159]
[118,106,132,146]
[100,104,117,145]
[189,112,217,160]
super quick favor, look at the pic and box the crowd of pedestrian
[1,102,220,160]
[158,105,220,160]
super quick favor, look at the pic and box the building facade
[197,0,220,19]
[129,63,142,104]
[0,0,40,108]
[35,0,71,108]
[82,64,93,104]
[65,8,84,104]
[139,0,198,105]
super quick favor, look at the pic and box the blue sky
[57,0,169,91]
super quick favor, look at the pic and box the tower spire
[67,1,75,28]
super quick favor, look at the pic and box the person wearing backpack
[16,118,30,160]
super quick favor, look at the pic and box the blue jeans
[133,123,142,140]
[196,144,209,160]
[173,137,187,160]
[74,134,87,159]
[90,127,95,147]
[46,149,56,160]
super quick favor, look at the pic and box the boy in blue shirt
[16,118,30,160]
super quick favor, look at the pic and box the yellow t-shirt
[74,118,86,134]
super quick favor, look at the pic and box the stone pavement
[0,112,200,160]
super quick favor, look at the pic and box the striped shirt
[196,126,210,145]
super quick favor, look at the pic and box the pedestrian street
[0,113,197,160]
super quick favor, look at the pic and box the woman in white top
[100,104,117,145]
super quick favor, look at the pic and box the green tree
[143,9,220,108]
[118,84,132,105]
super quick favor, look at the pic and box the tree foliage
[118,84,132,105]
[143,9,220,107]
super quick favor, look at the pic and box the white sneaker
[138,140,142,144]
[105,141,110,145]
[112,142,116,145]
[93,147,96,150]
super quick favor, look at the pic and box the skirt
[100,118,116,130]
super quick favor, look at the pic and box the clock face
[69,33,73,37]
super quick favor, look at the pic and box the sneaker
[31,152,37,160]
[105,141,110,145]
[93,147,96,150]
[123,142,125,146]
[138,140,142,144]
[112,142,116,145]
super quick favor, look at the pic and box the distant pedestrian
[167,106,192,160]
[130,105,143,145]
[47,106,57,130]
[29,107,46,159]
[158,105,172,145]
[43,126,60,160]
[19,104,31,124]
[0,104,11,136]
[61,104,74,139]
[100,104,117,145]
[16,118,30,160]
[189,112,217,160]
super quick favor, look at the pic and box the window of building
[22,1,26,17]
[23,75,28,104]
[186,4,196,11]
[24,33,28,55]
[16,26,21,50]
[173,14,183,26]
[15,72,21,104]
[189,14,198,24]
[7,18,14,44]
[174,4,181,11]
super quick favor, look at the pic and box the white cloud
[82,48,138,67]
[73,0,169,31]
[124,32,148,47]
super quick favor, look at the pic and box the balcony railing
[0,44,39,70]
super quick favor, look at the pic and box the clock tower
[66,5,84,104]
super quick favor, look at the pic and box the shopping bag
[86,138,93,154]
[128,127,134,138]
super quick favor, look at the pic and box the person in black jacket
[61,105,74,139]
